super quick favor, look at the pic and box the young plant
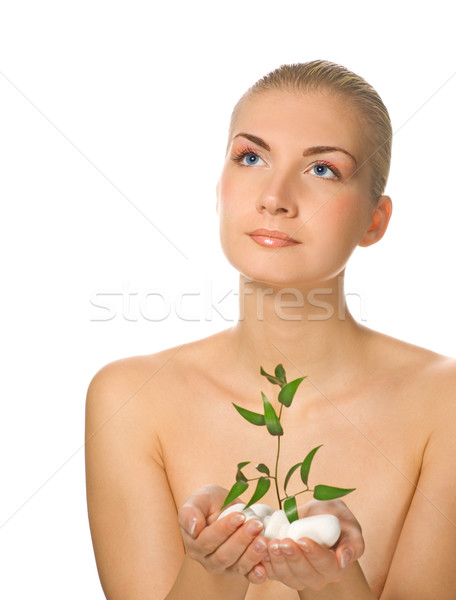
[221,364,355,523]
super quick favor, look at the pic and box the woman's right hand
[178,484,269,584]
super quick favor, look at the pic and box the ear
[359,195,392,247]
[215,180,220,215]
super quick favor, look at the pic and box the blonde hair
[229,60,392,202]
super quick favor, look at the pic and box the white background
[0,1,455,597]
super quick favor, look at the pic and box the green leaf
[236,461,250,483]
[261,392,283,436]
[260,366,283,388]
[274,364,287,386]
[233,403,266,426]
[284,462,301,491]
[313,485,356,501]
[278,377,306,407]
[220,480,249,509]
[245,477,271,509]
[284,496,299,523]
[300,445,322,487]
[237,461,250,470]
[256,463,270,476]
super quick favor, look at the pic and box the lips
[248,228,301,248]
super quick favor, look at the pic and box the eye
[242,152,264,166]
[232,148,267,167]
[309,163,339,179]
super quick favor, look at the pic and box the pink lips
[248,228,300,248]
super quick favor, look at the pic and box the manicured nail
[230,513,246,528]
[341,548,353,569]
[279,542,293,556]
[297,540,311,553]
[253,565,264,578]
[270,542,281,556]
[189,517,197,537]
[253,538,267,553]
[246,519,264,535]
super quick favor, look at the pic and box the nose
[256,172,298,217]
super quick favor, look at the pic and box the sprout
[221,364,355,523]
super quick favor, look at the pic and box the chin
[235,263,311,290]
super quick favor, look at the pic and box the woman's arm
[85,359,184,599]
[379,377,456,600]
[85,359,266,599]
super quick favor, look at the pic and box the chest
[159,381,427,598]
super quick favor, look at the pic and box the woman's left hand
[249,498,364,590]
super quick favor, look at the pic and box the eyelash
[231,146,341,179]
[231,145,262,164]
[309,160,341,180]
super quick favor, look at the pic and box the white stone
[263,509,290,540]
[217,503,258,522]
[249,503,275,520]
[218,504,341,548]
[286,514,341,547]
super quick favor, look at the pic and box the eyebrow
[233,133,271,151]
[303,145,358,166]
[232,133,358,166]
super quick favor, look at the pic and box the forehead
[232,90,366,160]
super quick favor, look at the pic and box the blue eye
[311,164,337,179]
[232,147,267,167]
[242,152,262,166]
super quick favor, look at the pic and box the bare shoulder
[86,328,232,417]
[360,324,456,420]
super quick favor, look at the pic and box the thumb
[178,504,205,539]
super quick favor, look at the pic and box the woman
[85,61,456,599]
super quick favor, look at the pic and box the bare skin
[85,91,456,599]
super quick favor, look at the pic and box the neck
[230,274,365,384]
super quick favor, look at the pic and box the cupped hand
[178,484,268,584]
[255,499,364,590]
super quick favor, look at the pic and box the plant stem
[275,435,282,508]
[275,405,284,509]
[279,487,311,503]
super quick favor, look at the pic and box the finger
[296,538,340,579]
[247,561,268,585]
[186,512,247,557]
[266,542,297,584]
[260,551,276,580]
[335,531,365,568]
[235,534,269,578]
[268,539,318,585]
[178,503,207,539]
[208,518,265,570]
[178,486,240,540]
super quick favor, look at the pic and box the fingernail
[253,565,264,578]
[189,517,197,537]
[246,519,264,535]
[230,513,246,528]
[279,542,293,556]
[270,542,281,556]
[253,538,267,553]
[341,548,353,569]
[297,540,310,553]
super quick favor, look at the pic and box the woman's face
[216,89,380,289]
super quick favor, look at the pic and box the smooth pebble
[218,503,341,547]
[287,514,341,547]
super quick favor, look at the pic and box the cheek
[217,173,247,219]
[317,192,370,243]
